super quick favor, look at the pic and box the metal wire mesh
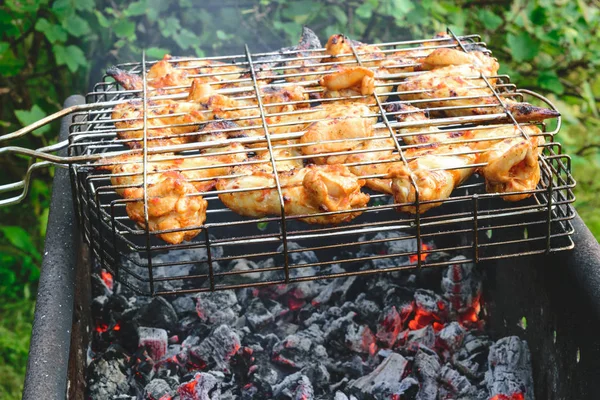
[57,30,576,295]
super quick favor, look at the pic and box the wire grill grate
[1,30,575,295]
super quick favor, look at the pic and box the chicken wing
[388,144,478,213]
[96,147,247,244]
[216,164,370,224]
[398,65,559,122]
[107,55,246,94]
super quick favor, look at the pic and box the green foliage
[0,1,598,397]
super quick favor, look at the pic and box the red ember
[100,270,113,290]
[409,243,431,264]
[95,323,108,333]
[490,394,525,400]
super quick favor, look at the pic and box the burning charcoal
[345,324,377,356]
[172,295,197,316]
[437,321,466,353]
[88,352,130,398]
[439,363,476,398]
[414,347,441,400]
[453,333,492,380]
[145,378,173,400]
[274,320,300,339]
[349,353,408,396]
[194,290,239,325]
[138,297,178,331]
[354,293,380,323]
[324,311,361,352]
[228,258,263,281]
[189,325,241,371]
[334,392,350,400]
[441,256,482,316]
[246,298,275,331]
[138,327,168,361]
[405,325,435,352]
[486,336,534,400]
[178,372,221,400]
[292,375,314,400]
[376,306,403,348]
[311,276,359,306]
[272,334,320,369]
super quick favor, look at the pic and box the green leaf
[478,9,503,30]
[216,30,228,41]
[506,31,539,62]
[146,47,169,59]
[113,19,136,38]
[0,226,36,254]
[52,0,74,19]
[158,16,180,38]
[124,1,148,17]
[392,0,415,14]
[54,44,87,72]
[356,3,373,19]
[331,5,348,25]
[35,18,67,43]
[529,6,547,25]
[74,0,94,11]
[538,71,565,94]
[173,28,198,50]
[582,81,599,118]
[14,105,50,136]
[63,14,91,37]
[94,10,110,28]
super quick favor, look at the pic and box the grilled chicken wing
[388,144,478,213]
[216,164,369,224]
[324,34,384,65]
[388,103,545,204]
[344,135,403,194]
[398,65,559,122]
[107,55,246,94]
[96,147,246,244]
[479,136,542,201]
[421,48,499,75]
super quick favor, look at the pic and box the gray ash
[88,241,534,400]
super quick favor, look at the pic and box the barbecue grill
[6,25,600,400]
[0,30,576,297]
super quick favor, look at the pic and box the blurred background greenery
[0,0,598,397]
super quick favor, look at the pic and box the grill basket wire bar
[245,44,291,284]
[0,31,576,295]
[141,51,155,295]
[347,38,425,269]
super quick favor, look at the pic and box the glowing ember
[113,322,121,331]
[95,323,108,333]
[490,394,525,400]
[100,270,113,290]
[459,296,482,325]
[361,326,378,356]
[288,297,306,311]
[409,243,431,264]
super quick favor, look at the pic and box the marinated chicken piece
[317,66,394,103]
[388,103,545,203]
[95,145,247,244]
[388,144,478,213]
[421,48,499,76]
[344,134,403,194]
[398,65,560,122]
[479,136,542,201]
[112,98,213,148]
[124,172,207,244]
[300,112,375,165]
[324,34,384,65]
[112,80,308,149]
[107,55,246,94]
[216,164,370,224]
[268,101,375,136]
[197,120,264,150]
[254,144,305,171]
